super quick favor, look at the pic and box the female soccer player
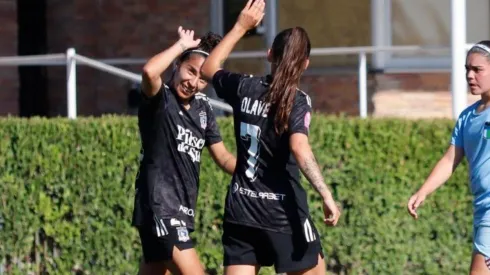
[132,27,236,275]
[408,41,490,275]
[201,1,341,274]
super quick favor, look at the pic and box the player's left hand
[323,197,341,226]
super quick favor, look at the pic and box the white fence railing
[0,45,475,119]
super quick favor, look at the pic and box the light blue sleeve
[451,114,465,147]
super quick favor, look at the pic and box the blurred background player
[202,0,341,274]
[133,27,236,275]
[408,41,490,275]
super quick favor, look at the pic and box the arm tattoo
[300,155,329,196]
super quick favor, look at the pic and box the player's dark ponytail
[266,27,311,135]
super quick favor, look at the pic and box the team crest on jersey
[177,226,190,242]
[484,122,490,139]
[199,111,207,129]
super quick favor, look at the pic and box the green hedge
[0,116,473,274]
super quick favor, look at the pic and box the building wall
[226,0,372,74]
[43,0,212,116]
[0,0,18,115]
[0,0,473,118]
[279,0,371,68]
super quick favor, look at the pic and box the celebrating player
[201,1,341,274]
[132,28,236,275]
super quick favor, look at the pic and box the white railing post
[66,48,77,119]
[358,52,368,118]
[451,0,467,119]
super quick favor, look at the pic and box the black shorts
[222,219,324,273]
[138,217,194,263]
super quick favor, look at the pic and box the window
[223,0,265,36]
[372,0,490,70]
[210,0,265,37]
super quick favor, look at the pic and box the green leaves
[0,115,474,274]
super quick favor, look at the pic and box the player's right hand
[407,192,426,219]
[177,26,201,50]
[323,197,341,226]
[236,0,265,31]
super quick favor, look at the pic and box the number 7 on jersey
[240,122,261,181]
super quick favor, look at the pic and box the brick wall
[0,0,471,119]
[301,72,376,116]
[0,0,18,115]
[44,0,211,116]
[300,71,478,119]
[373,72,479,118]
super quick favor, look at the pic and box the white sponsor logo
[233,183,286,201]
[241,97,270,118]
[170,218,182,226]
[232,182,239,193]
[179,205,195,217]
[176,125,205,162]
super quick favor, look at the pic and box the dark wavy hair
[265,27,311,135]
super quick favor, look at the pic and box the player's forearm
[142,41,186,93]
[201,24,247,81]
[417,157,454,196]
[219,153,236,175]
[294,149,332,200]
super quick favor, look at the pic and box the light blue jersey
[451,100,490,229]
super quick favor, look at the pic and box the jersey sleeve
[451,113,465,147]
[204,102,223,146]
[288,92,313,136]
[212,69,245,106]
[140,84,168,110]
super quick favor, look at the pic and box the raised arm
[290,133,341,226]
[142,27,201,97]
[201,0,265,81]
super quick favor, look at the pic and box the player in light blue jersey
[408,40,490,275]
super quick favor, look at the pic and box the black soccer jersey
[132,84,222,230]
[212,70,313,234]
